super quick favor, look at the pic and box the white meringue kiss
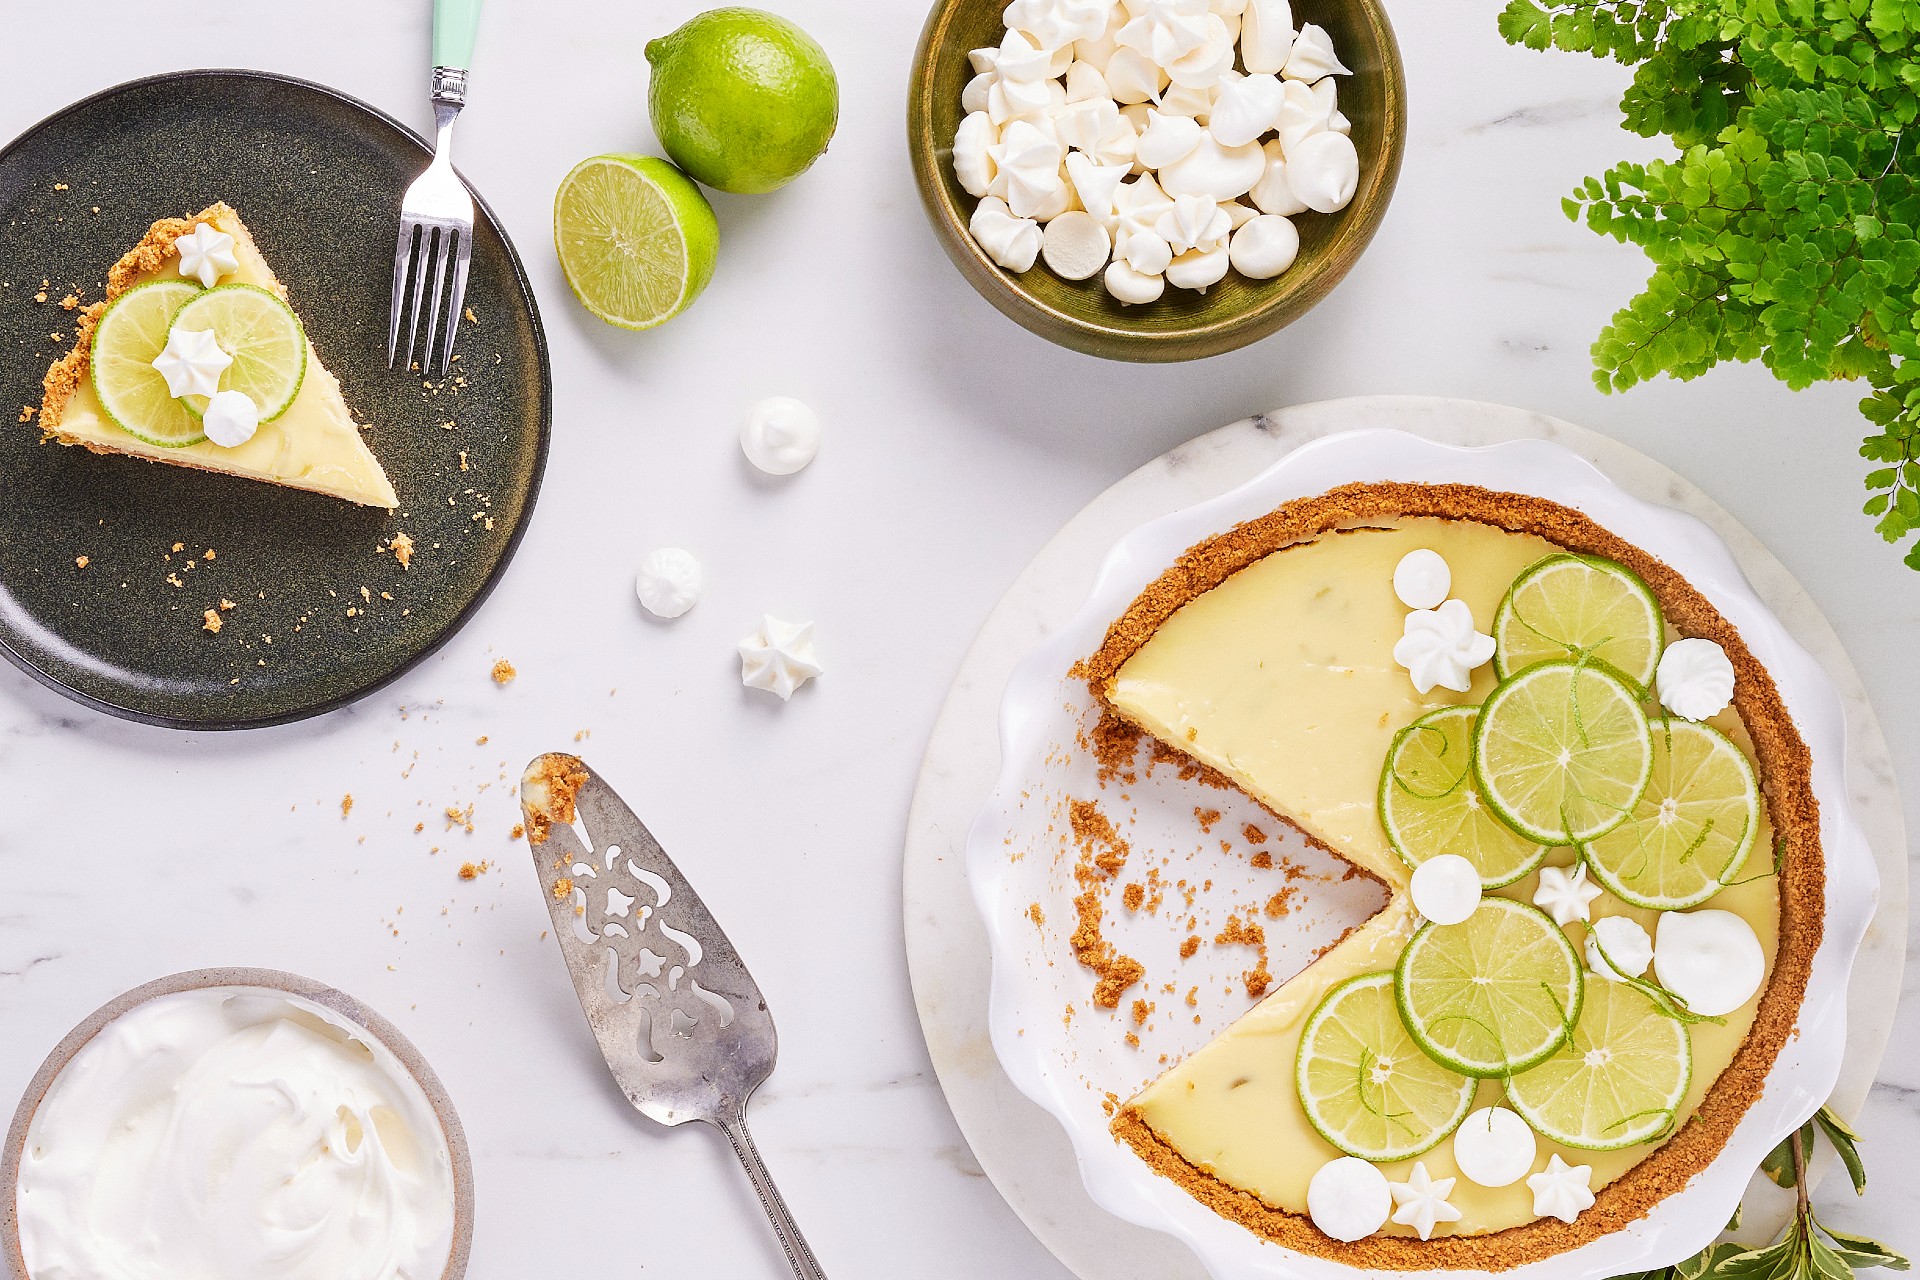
[953,111,998,197]
[1227,213,1297,277]
[1136,109,1204,168]
[1158,133,1266,200]
[1656,637,1736,721]
[1239,0,1295,73]
[1285,129,1359,212]
[1104,259,1166,304]
[1251,141,1310,215]
[969,196,1043,271]
[1041,210,1111,279]
[1208,72,1285,147]
[1165,243,1229,290]
[1283,21,1351,81]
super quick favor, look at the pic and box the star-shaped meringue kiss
[1533,862,1603,927]
[150,326,232,399]
[1388,1162,1462,1241]
[1116,0,1212,68]
[1392,598,1495,695]
[738,615,823,701]
[174,223,239,288]
[1527,1154,1595,1224]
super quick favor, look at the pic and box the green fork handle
[433,0,484,71]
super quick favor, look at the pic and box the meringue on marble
[741,396,821,475]
[739,616,824,701]
[635,547,705,619]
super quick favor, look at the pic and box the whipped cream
[1452,1106,1536,1188]
[1227,213,1298,278]
[1393,599,1495,694]
[1410,854,1482,925]
[151,327,231,399]
[1653,908,1765,1016]
[1533,862,1602,926]
[1306,1156,1390,1242]
[635,547,704,619]
[175,223,239,288]
[739,615,823,700]
[1392,548,1452,610]
[1527,1154,1595,1224]
[1587,914,1654,982]
[1656,637,1736,721]
[202,389,260,449]
[15,986,456,1280]
[1388,1161,1461,1240]
[741,396,821,475]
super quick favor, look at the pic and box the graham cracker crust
[1082,481,1823,1269]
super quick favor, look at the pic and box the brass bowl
[907,0,1408,362]
[1,969,475,1280]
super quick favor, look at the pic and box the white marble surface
[0,5,1916,1279]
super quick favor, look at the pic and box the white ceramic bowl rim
[964,429,1879,1280]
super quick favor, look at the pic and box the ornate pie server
[520,753,827,1280]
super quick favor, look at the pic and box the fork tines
[388,219,471,379]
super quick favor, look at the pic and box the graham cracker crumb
[73,555,87,568]
[1068,798,1144,1009]
[201,609,222,633]
[340,794,353,818]
[490,658,516,684]
[388,532,415,567]
[523,754,589,845]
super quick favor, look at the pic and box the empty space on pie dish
[984,490,1806,1265]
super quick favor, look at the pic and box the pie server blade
[521,753,827,1280]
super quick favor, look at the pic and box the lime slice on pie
[88,279,206,446]
[1473,659,1655,845]
[169,284,306,421]
[1296,971,1477,1161]
[1396,897,1584,1077]
[1579,719,1760,910]
[1504,978,1691,1149]
[553,154,719,330]
[1492,554,1665,690]
[1379,705,1552,888]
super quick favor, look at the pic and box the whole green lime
[645,8,839,194]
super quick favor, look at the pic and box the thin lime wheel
[1473,659,1654,846]
[1395,897,1584,1078]
[1296,971,1477,1161]
[553,154,719,330]
[88,280,206,446]
[1493,554,1665,690]
[169,284,307,422]
[1579,719,1760,910]
[1505,978,1691,1149]
[1380,705,1552,888]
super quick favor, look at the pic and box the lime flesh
[1396,897,1584,1078]
[554,154,719,330]
[1505,978,1691,1149]
[1473,659,1655,846]
[1580,719,1759,909]
[1296,971,1477,1161]
[1379,705,1551,888]
[169,284,306,422]
[1493,554,1665,690]
[89,280,206,447]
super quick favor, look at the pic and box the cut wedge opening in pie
[1073,482,1821,1268]
[35,202,398,508]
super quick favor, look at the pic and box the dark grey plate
[0,69,550,729]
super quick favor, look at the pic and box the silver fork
[521,754,829,1280]
[388,0,484,377]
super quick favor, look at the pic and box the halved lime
[1493,554,1664,690]
[1473,659,1654,846]
[1579,719,1759,910]
[554,154,718,330]
[1296,971,1477,1161]
[1380,705,1552,888]
[1505,978,1691,1149]
[88,280,206,446]
[1395,897,1583,1078]
[168,284,306,422]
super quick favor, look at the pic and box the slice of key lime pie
[35,203,397,507]
[1078,483,1822,1268]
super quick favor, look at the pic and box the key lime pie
[1078,482,1820,1267]
[35,203,398,507]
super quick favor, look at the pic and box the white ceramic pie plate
[964,428,1878,1280]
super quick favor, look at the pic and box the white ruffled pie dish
[964,429,1878,1280]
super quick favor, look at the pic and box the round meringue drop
[1158,134,1266,200]
[1120,227,1174,276]
[1653,909,1765,1016]
[1041,211,1111,280]
[1227,214,1298,278]
[1393,548,1452,609]
[1104,260,1165,305]
[1656,637,1737,721]
[741,396,821,476]
[1166,244,1230,291]
[1410,854,1482,925]
[1452,1107,1537,1188]
[201,389,259,449]
[635,547,705,619]
[1586,915,1655,983]
[1286,130,1360,213]
[1306,1156,1391,1242]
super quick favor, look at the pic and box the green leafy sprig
[1498,0,1920,570]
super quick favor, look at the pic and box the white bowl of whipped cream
[1,969,473,1280]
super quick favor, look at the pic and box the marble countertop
[0,4,1913,1278]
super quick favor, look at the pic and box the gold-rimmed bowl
[1,968,475,1280]
[907,0,1408,362]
